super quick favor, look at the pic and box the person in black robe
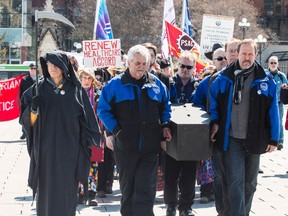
[20,51,101,216]
[19,63,36,139]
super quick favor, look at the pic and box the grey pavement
[0,116,288,216]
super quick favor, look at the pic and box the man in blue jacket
[266,56,288,150]
[165,51,197,216]
[209,39,279,216]
[97,44,172,216]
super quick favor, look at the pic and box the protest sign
[83,39,121,68]
[0,75,23,121]
[199,14,234,62]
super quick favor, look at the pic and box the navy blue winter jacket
[209,61,279,154]
[192,75,211,111]
[97,70,171,153]
[170,73,196,104]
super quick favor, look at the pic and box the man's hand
[163,127,172,141]
[160,141,167,152]
[211,124,219,142]
[281,83,288,89]
[106,135,115,150]
[266,144,276,153]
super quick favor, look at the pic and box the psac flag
[0,75,23,121]
[94,0,113,40]
[165,21,206,72]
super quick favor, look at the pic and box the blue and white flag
[181,0,193,38]
[93,0,113,40]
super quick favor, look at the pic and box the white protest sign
[199,14,234,62]
[83,39,121,67]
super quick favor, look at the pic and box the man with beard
[97,44,172,216]
[209,39,279,216]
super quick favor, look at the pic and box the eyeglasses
[269,62,278,65]
[179,63,194,70]
[30,67,36,70]
[228,49,238,54]
[214,57,227,61]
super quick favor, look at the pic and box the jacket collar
[222,60,267,81]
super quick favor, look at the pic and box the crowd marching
[19,38,288,216]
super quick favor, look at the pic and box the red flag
[165,21,206,72]
[0,75,24,121]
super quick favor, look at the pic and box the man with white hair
[97,44,172,216]
[266,55,288,150]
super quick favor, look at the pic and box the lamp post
[238,18,250,39]
[254,34,267,66]
[73,42,82,53]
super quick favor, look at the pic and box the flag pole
[181,0,185,30]
[35,11,39,96]
[93,0,100,40]
[169,56,175,77]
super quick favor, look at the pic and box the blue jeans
[279,102,284,144]
[213,146,230,215]
[223,137,260,216]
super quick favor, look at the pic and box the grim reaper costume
[20,52,101,216]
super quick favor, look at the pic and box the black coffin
[166,104,211,161]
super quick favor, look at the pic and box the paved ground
[0,116,288,216]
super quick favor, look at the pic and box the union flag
[165,21,206,72]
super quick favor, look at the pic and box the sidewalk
[0,118,288,216]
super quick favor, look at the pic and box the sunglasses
[179,63,194,70]
[30,67,36,69]
[269,62,278,65]
[214,57,227,61]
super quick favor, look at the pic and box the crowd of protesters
[19,37,285,216]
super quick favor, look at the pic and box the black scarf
[233,63,255,104]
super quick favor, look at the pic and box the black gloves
[31,95,41,111]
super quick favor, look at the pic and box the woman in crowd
[77,67,103,206]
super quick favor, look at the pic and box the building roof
[266,51,288,63]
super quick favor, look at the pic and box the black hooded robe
[20,52,101,216]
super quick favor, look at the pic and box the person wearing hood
[19,51,101,216]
